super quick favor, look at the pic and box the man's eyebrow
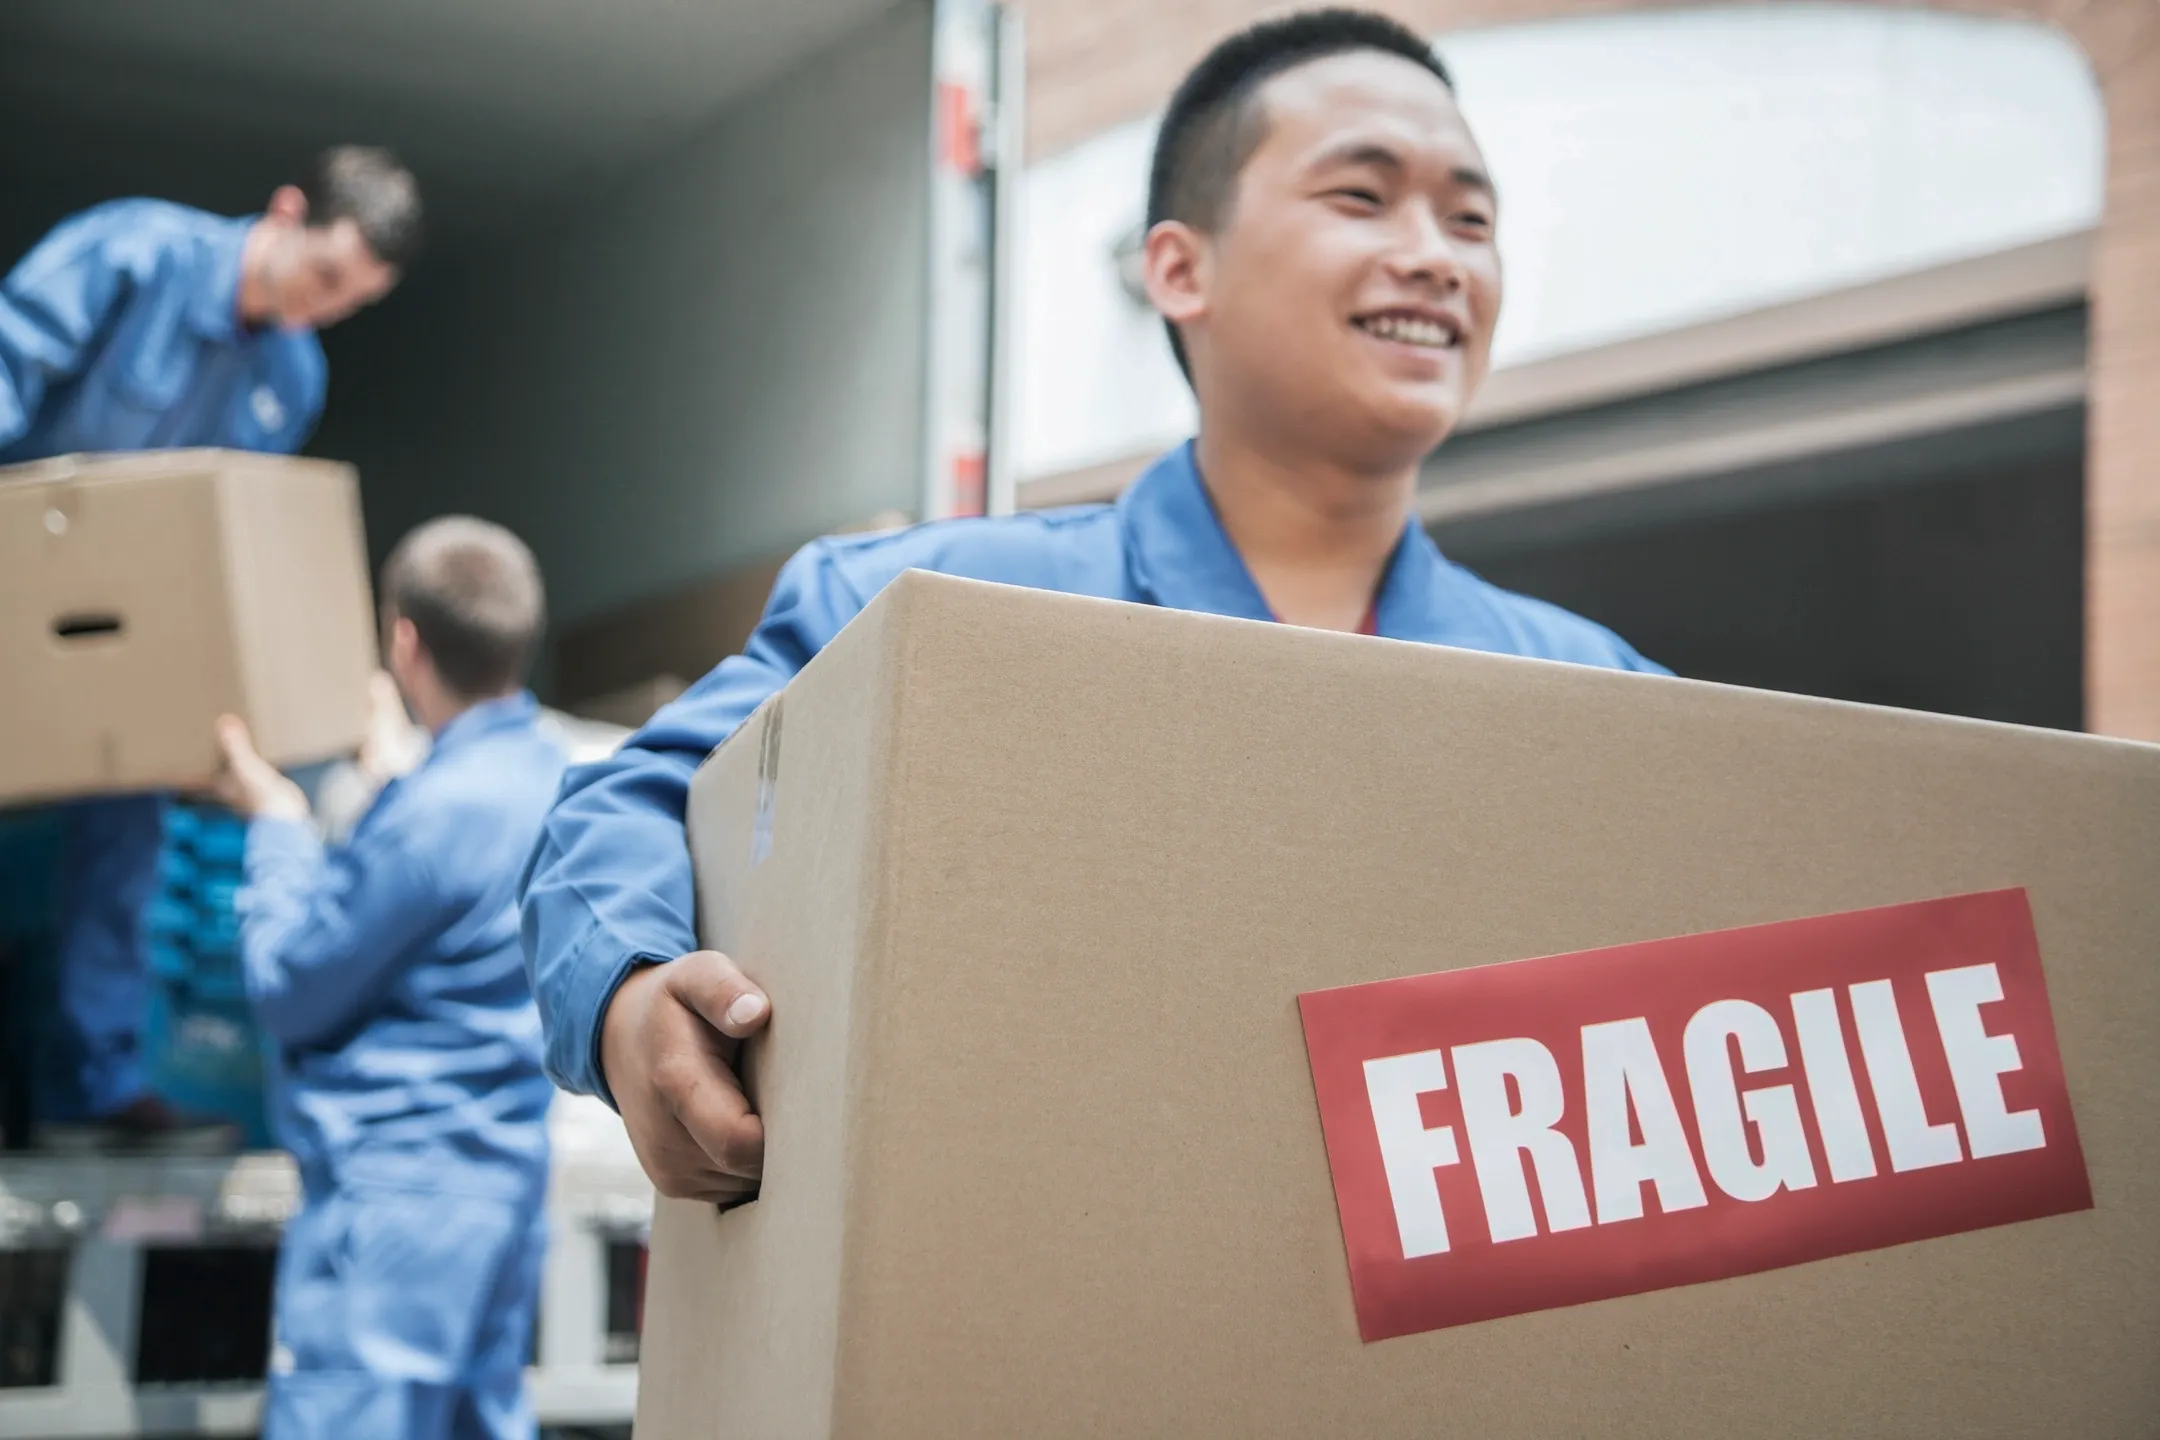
[1308,143,1498,198]
[1309,141,1407,174]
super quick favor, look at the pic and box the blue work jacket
[241,694,566,1197]
[521,443,1669,1104]
[0,200,325,462]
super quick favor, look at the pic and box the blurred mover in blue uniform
[1,147,422,1148]
[213,517,564,1440]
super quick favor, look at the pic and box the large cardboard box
[0,451,376,806]
[658,571,2160,1438]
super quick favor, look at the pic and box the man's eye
[1333,188,1383,207]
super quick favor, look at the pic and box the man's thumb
[215,714,253,763]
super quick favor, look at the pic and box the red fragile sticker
[1297,888,2091,1342]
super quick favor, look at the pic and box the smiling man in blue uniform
[520,8,1669,1202]
[213,517,563,1440]
[4,146,422,1149]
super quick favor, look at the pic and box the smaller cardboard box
[0,450,376,806]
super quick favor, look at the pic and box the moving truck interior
[2,0,945,706]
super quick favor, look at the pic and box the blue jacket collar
[1114,441,1494,646]
[428,691,539,759]
[185,215,255,343]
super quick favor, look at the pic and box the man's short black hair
[302,146,423,269]
[1146,9,1453,379]
[381,517,545,700]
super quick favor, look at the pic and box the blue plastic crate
[187,911,240,958]
[156,846,201,891]
[145,938,194,984]
[164,805,249,867]
[182,964,249,1006]
[138,803,258,1111]
[142,895,200,944]
[155,847,243,895]
[141,984,272,1149]
[145,901,242,958]
[145,943,247,1000]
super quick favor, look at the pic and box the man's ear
[386,615,423,672]
[1143,219,1211,332]
[265,184,309,226]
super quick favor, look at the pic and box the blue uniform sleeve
[238,814,448,1050]
[0,215,131,451]
[1613,640,1672,677]
[1493,585,1675,678]
[520,542,870,1103]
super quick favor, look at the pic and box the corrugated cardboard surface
[664,598,905,1438]
[663,572,2160,1439]
[0,451,373,805]
[218,460,376,770]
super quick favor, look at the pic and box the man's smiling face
[1165,49,1502,467]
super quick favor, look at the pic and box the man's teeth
[1359,315,1456,348]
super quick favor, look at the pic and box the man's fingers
[607,952,773,1198]
[206,718,252,806]
[216,714,275,784]
[686,1101,766,1182]
[214,714,251,765]
[652,1042,767,1180]
[666,949,771,1040]
[633,1111,762,1202]
[648,972,767,1180]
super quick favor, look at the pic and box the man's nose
[1386,206,1468,293]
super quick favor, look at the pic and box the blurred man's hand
[357,670,425,784]
[602,950,771,1202]
[212,715,310,823]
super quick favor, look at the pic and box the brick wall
[1015,0,2160,740]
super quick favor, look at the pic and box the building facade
[1013,0,2159,741]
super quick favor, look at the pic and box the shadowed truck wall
[314,0,934,654]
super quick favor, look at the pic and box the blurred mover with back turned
[213,518,563,1440]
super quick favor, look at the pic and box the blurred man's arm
[0,212,135,451]
[213,717,445,1049]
